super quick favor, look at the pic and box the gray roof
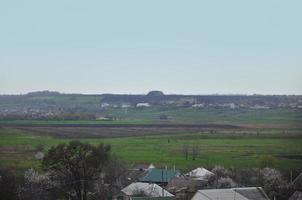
[192,189,248,200]
[234,187,269,200]
[121,182,174,197]
[167,177,207,192]
[131,197,175,200]
[185,167,214,180]
[191,187,269,200]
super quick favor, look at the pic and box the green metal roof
[139,168,181,183]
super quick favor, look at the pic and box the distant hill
[0,91,301,121]
[147,90,165,96]
[27,90,61,96]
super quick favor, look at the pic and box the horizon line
[1,90,301,96]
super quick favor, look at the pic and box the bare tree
[42,140,111,200]
[211,166,230,178]
[94,158,127,199]
[182,145,189,160]
[192,144,199,161]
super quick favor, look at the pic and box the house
[167,167,214,199]
[148,164,155,169]
[122,104,132,108]
[191,187,269,200]
[192,104,204,108]
[100,103,110,108]
[121,182,174,198]
[226,103,236,109]
[166,177,208,200]
[136,103,151,108]
[185,167,214,181]
[289,191,302,200]
[167,176,207,191]
[250,105,270,109]
[192,189,247,200]
[139,168,181,186]
[96,116,110,120]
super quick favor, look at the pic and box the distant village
[0,91,301,120]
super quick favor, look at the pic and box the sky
[0,0,301,95]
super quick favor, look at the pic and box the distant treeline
[101,93,301,106]
[0,113,96,120]
[0,90,301,105]
[0,91,301,120]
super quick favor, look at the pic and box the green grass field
[1,108,301,127]
[1,128,301,173]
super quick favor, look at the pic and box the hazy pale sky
[1,0,301,95]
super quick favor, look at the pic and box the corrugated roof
[191,187,269,200]
[139,169,181,183]
[234,187,269,200]
[186,167,214,180]
[121,182,174,197]
[131,197,175,200]
[192,189,248,200]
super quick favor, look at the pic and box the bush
[257,155,277,168]
[20,168,57,200]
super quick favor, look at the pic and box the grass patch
[1,108,301,127]
[0,128,302,173]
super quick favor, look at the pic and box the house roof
[139,169,181,183]
[192,189,248,200]
[234,187,269,200]
[121,182,174,197]
[131,197,175,200]
[191,187,269,200]
[289,191,302,200]
[186,167,214,180]
[167,177,207,192]
[149,164,156,169]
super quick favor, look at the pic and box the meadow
[1,107,301,128]
[1,127,301,175]
[102,107,302,126]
